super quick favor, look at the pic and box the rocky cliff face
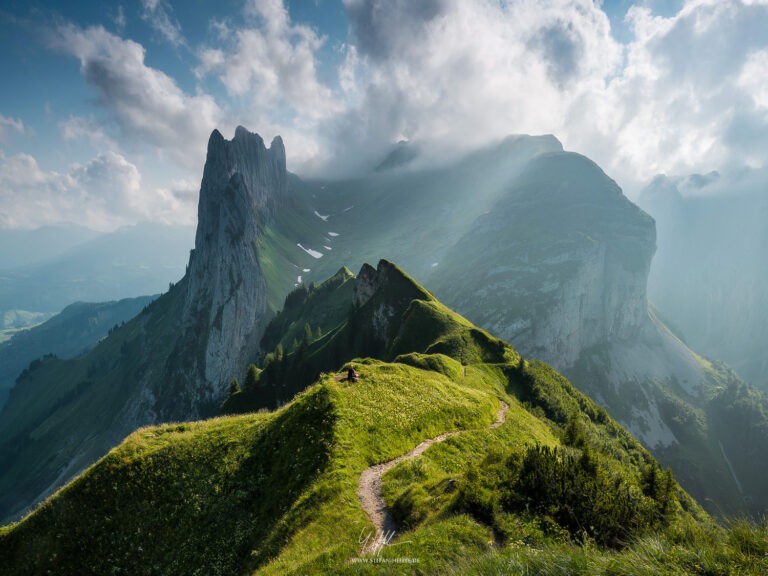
[432,152,656,369]
[178,127,286,411]
[0,126,288,522]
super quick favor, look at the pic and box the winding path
[356,400,509,553]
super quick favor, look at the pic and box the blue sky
[1,0,766,230]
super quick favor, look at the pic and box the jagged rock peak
[200,126,287,218]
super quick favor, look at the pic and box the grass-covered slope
[223,260,515,412]
[0,295,156,411]
[0,285,186,524]
[3,260,766,575]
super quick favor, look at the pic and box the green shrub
[392,485,431,530]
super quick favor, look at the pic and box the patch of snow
[297,275,302,284]
[344,205,354,212]
[320,185,327,190]
[314,210,329,221]
[303,268,310,272]
[297,243,324,259]
[324,246,332,251]
[719,441,744,493]
[431,262,439,267]
[328,232,339,237]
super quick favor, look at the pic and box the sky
[0,0,767,230]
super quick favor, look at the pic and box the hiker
[334,366,360,383]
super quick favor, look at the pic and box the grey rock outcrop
[0,126,288,522]
[180,127,286,410]
[432,151,656,369]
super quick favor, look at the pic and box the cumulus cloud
[194,0,341,168]
[0,150,195,230]
[51,23,223,169]
[14,0,767,232]
[196,0,338,117]
[326,0,623,174]
[570,0,768,186]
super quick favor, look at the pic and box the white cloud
[59,115,116,149]
[0,150,195,230]
[315,0,768,187]
[51,24,223,169]
[140,0,185,47]
[23,0,768,227]
[196,5,337,117]
[195,0,341,167]
[738,49,768,110]
[325,0,622,174]
[574,0,768,185]
[0,114,26,143]
[338,44,359,96]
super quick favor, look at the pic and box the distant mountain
[0,224,102,270]
[1,127,766,525]
[0,310,48,331]
[638,175,768,390]
[373,139,420,172]
[1,260,719,575]
[0,222,194,317]
[0,295,155,411]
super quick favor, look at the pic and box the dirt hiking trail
[356,399,509,554]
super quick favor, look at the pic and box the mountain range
[0,257,734,575]
[0,125,766,534]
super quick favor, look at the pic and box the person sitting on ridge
[334,365,360,383]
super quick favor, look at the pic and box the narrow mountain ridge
[0,261,715,576]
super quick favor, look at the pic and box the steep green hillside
[0,295,155,411]
[0,286,186,524]
[3,261,741,575]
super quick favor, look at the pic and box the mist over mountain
[0,222,194,318]
[0,224,102,270]
[638,175,768,390]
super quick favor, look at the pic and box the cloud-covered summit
[1,0,767,229]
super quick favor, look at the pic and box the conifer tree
[244,363,259,391]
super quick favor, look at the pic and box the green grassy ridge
[344,515,768,576]
[0,384,338,576]
[223,260,515,413]
[0,359,504,575]
[256,362,512,575]
[1,261,749,575]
